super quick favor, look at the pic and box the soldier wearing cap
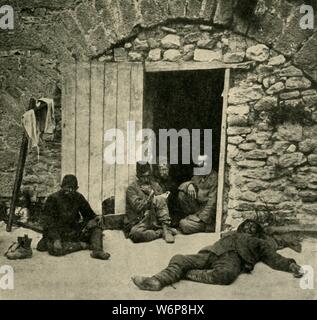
[38,174,110,260]
[125,161,176,243]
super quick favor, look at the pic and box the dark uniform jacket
[199,232,296,272]
[125,179,163,230]
[154,176,178,195]
[41,190,96,241]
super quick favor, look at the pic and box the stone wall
[0,85,61,200]
[101,23,317,227]
[226,57,317,227]
[0,0,316,227]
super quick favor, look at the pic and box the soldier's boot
[185,269,215,284]
[5,235,33,260]
[131,276,163,291]
[90,227,110,260]
[80,242,90,250]
[169,227,178,235]
[129,228,163,243]
[162,225,175,244]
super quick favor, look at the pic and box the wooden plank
[215,68,231,234]
[7,133,28,232]
[75,62,91,199]
[145,61,254,73]
[102,63,118,203]
[128,63,144,184]
[7,98,35,232]
[61,64,66,178]
[61,62,77,177]
[115,63,131,214]
[89,61,105,214]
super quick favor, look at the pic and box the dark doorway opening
[144,69,225,186]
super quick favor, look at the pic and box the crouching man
[178,155,218,234]
[124,162,176,243]
[38,175,110,260]
[132,220,304,291]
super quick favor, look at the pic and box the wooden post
[215,68,231,234]
[6,98,36,232]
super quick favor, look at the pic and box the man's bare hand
[187,214,201,222]
[290,262,305,278]
[95,215,103,224]
[85,216,103,229]
[161,191,170,200]
[187,184,196,200]
[85,219,96,229]
[94,215,104,228]
[140,185,153,195]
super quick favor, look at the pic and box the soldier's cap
[237,219,265,237]
[61,174,78,189]
[136,161,151,177]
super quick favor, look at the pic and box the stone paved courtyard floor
[0,223,316,300]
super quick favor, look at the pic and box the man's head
[61,174,78,195]
[193,154,212,176]
[158,164,169,180]
[154,157,170,181]
[237,219,265,238]
[136,161,152,184]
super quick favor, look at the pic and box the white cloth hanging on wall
[37,98,56,134]
[21,98,56,159]
[21,109,40,150]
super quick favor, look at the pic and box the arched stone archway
[62,21,317,230]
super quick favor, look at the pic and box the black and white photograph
[0,0,316,302]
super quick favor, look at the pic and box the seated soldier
[132,219,304,291]
[38,174,110,260]
[153,161,181,228]
[178,154,218,234]
[125,161,176,244]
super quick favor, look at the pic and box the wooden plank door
[102,63,117,209]
[62,62,144,214]
[61,62,77,177]
[76,62,91,200]
[89,61,105,213]
[114,63,144,214]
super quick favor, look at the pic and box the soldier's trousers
[129,195,171,243]
[178,191,208,234]
[153,251,243,286]
[46,225,104,256]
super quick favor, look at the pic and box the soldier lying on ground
[132,219,304,291]
[178,155,218,234]
[37,174,110,260]
[124,161,176,243]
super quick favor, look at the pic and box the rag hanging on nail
[21,98,56,160]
